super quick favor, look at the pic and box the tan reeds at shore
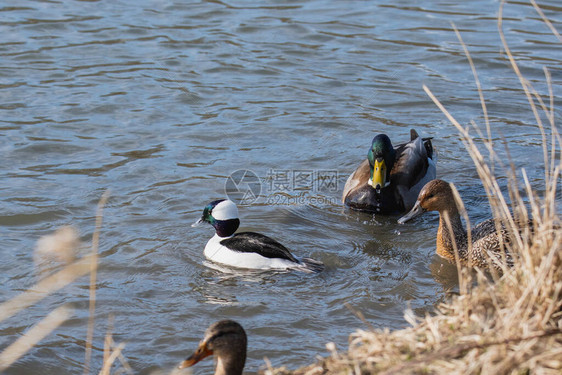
[0,305,73,372]
[0,191,133,375]
[269,190,560,375]
[269,1,562,374]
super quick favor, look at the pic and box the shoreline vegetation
[0,1,560,374]
[270,2,562,374]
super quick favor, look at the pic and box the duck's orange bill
[178,342,213,369]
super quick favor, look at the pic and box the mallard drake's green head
[367,134,396,190]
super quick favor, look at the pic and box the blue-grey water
[1,0,560,374]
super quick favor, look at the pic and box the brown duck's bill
[398,201,425,224]
[178,343,213,369]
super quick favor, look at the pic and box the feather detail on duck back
[220,232,298,262]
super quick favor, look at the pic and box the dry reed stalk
[99,341,127,375]
[270,1,561,374]
[530,0,562,44]
[102,317,113,372]
[99,316,134,375]
[0,305,73,372]
[0,255,92,324]
[84,190,110,375]
[0,191,117,373]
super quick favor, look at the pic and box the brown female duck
[398,179,514,269]
[179,320,247,375]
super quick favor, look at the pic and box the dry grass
[0,190,133,375]
[268,1,562,374]
[0,305,73,372]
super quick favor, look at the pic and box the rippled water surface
[1,0,560,374]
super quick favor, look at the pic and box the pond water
[1,0,560,374]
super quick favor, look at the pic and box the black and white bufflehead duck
[193,199,324,273]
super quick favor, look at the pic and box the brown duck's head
[398,179,457,224]
[179,320,247,374]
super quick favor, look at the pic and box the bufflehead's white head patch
[211,199,239,220]
[193,199,239,227]
[193,199,241,237]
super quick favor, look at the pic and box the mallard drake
[398,179,515,269]
[179,320,247,375]
[342,129,436,214]
[193,199,324,272]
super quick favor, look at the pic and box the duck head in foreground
[398,179,514,270]
[342,129,436,214]
[179,320,247,375]
[193,199,324,273]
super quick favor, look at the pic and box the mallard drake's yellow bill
[369,159,387,189]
